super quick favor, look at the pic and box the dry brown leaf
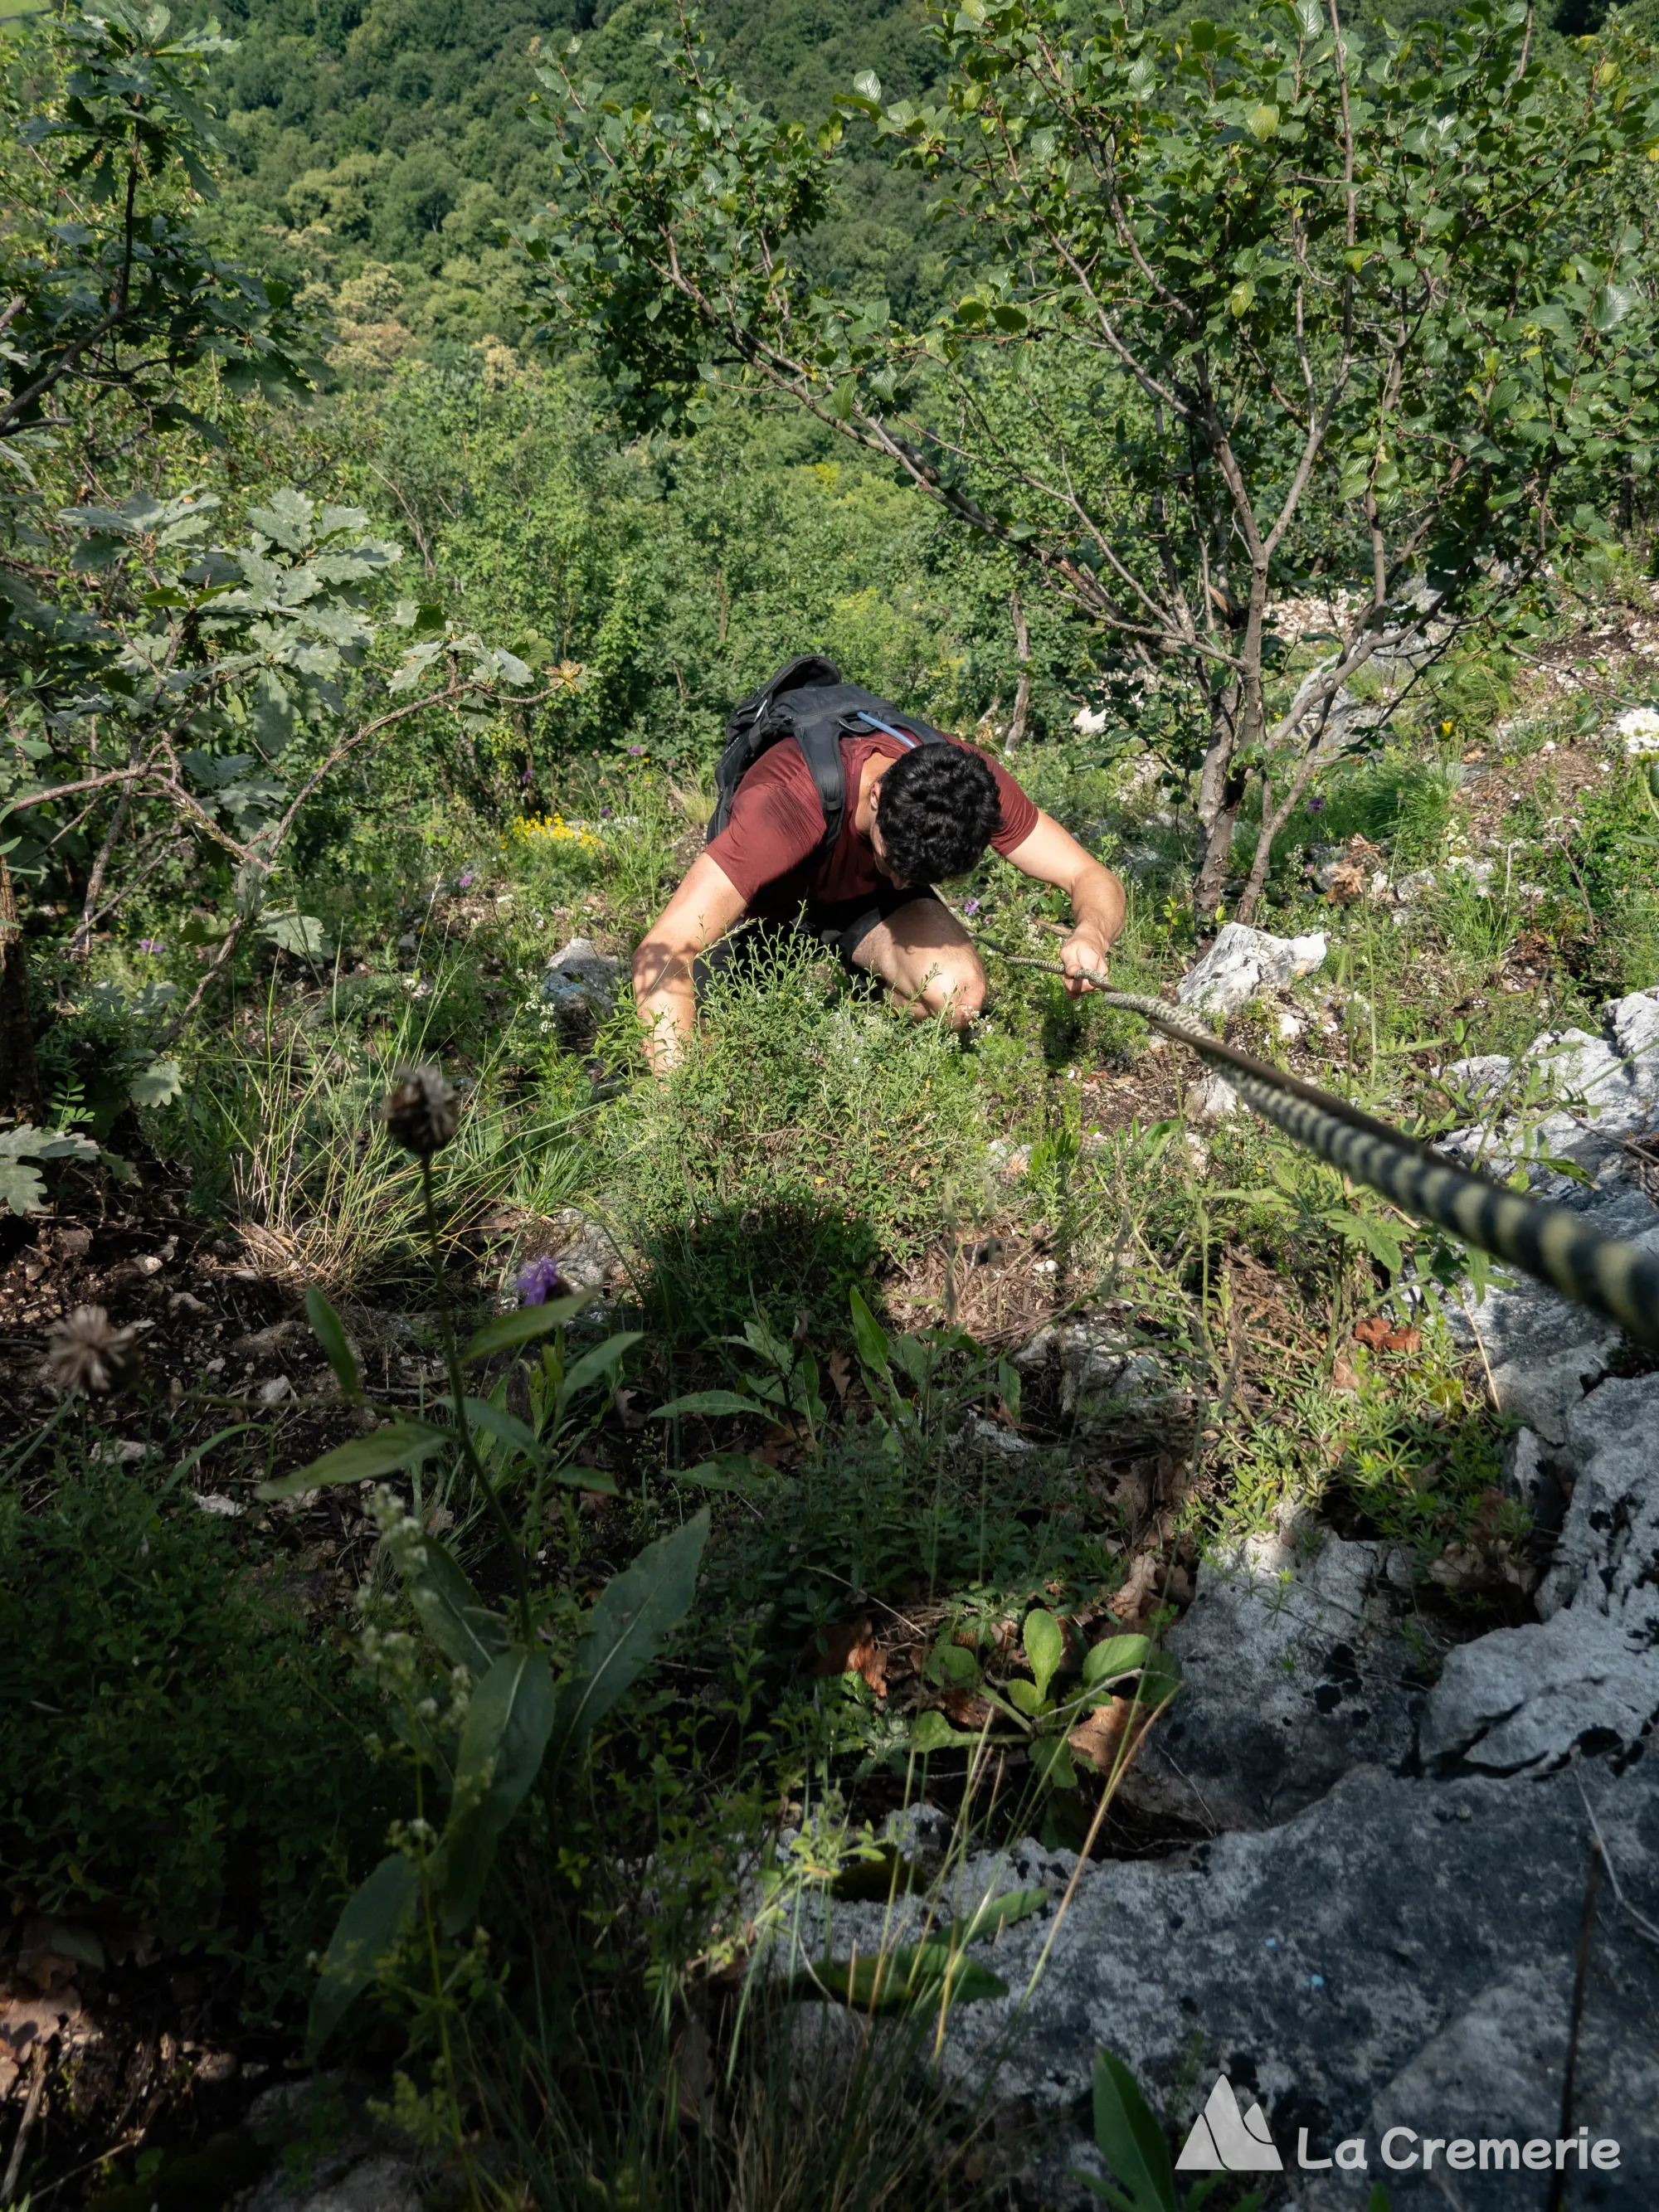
[1109,1552,1161,1632]
[1330,1351,1360,1393]
[826,1349,853,1401]
[1354,1315,1422,1354]
[1068,1694,1156,1775]
[807,1617,888,1697]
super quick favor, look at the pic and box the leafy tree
[0,2,554,1106]
[522,0,1659,914]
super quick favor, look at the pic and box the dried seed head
[46,1305,141,1396]
[382,1066,460,1158]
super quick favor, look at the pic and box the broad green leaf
[400,1534,509,1675]
[247,488,314,553]
[260,910,328,960]
[543,1463,620,1494]
[650,1388,763,1419]
[304,1286,361,1400]
[462,1292,592,1363]
[853,67,881,100]
[128,1058,183,1110]
[1090,2049,1179,2212]
[1023,1607,1064,1702]
[910,1709,988,1753]
[951,1889,1048,1945]
[1082,1634,1151,1688]
[668,1456,771,1493]
[1247,102,1277,139]
[849,1286,890,1375]
[1593,283,1635,333]
[1228,279,1255,318]
[1138,1655,1183,1709]
[928,1640,980,1688]
[546,1510,709,1768]
[457,1395,540,1460]
[1006,1676,1044,1717]
[305,1852,418,2059]
[1030,1736,1078,1791]
[557,1330,642,1407]
[255,1420,445,1499]
[439,1648,557,1931]
[808,1939,1008,2014]
[0,1158,46,1216]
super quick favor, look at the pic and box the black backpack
[707,655,950,853]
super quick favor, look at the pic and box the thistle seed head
[46,1305,141,1396]
[382,1066,460,1158]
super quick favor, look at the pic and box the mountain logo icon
[1175,2075,1284,2174]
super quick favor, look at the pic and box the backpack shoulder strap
[791,713,850,853]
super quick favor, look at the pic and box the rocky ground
[776,969,1659,2211]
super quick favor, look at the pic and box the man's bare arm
[1001,813,1127,995]
[631,853,750,1075]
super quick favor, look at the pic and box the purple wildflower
[1307,795,1326,814]
[138,938,163,953]
[961,897,980,916]
[601,808,613,819]
[626,745,645,756]
[458,872,474,889]
[517,1255,564,1306]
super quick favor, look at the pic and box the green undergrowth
[0,1455,397,2018]
[600,936,990,1338]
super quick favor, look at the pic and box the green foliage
[605,938,987,1337]
[268,1280,711,2054]
[0,1458,397,2013]
[528,0,1659,912]
[1077,2049,1267,2212]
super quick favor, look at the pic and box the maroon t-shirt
[706,730,1038,921]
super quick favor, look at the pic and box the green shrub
[0,1461,399,2016]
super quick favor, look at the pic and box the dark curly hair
[874,744,1003,885]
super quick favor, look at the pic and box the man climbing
[633,656,1126,1074]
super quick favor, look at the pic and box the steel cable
[986,949,1659,1348]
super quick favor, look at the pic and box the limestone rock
[1419,1374,1659,1773]
[1176,923,1327,1018]
[1614,705,1659,755]
[1013,1319,1170,1422]
[543,1207,625,1293]
[808,1762,1659,2210]
[242,2080,421,2212]
[1191,1069,1241,1121]
[1125,1530,1423,1830]
[542,936,621,1022]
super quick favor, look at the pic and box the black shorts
[693,886,946,1002]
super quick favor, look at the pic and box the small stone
[1177,923,1327,1017]
[542,937,621,1022]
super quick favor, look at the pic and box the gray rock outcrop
[1178,924,1328,1017]
[1012,1318,1172,1425]
[1124,1528,1423,1830]
[1420,1374,1659,1775]
[854,1229,1659,2205]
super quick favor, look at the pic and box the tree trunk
[1007,590,1032,752]
[1192,682,1245,918]
[0,856,44,1125]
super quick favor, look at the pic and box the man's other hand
[1058,926,1112,996]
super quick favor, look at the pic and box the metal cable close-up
[985,946,1659,1349]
